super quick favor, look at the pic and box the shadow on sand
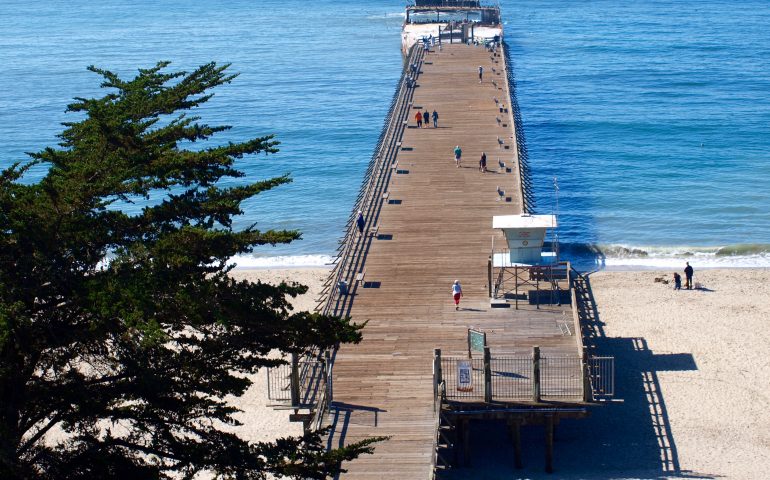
[439,271,717,480]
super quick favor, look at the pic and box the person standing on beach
[479,152,487,172]
[423,110,429,127]
[684,262,694,289]
[673,272,682,290]
[432,109,439,128]
[452,280,463,310]
[415,111,422,128]
[478,65,483,83]
[454,145,462,167]
[356,210,365,235]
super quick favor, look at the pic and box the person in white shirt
[452,280,463,311]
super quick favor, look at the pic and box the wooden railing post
[488,255,493,298]
[582,348,591,403]
[484,346,492,403]
[532,346,541,403]
[290,353,300,408]
[325,350,333,405]
[515,265,519,310]
[434,348,443,411]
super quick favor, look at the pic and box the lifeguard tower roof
[492,214,557,230]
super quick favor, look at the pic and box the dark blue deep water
[2,0,769,268]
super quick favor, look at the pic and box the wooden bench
[368,225,380,237]
[356,269,366,283]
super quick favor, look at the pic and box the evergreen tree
[0,62,379,479]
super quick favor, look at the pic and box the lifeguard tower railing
[488,253,570,309]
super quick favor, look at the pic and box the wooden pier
[303,41,606,478]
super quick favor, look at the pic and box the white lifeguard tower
[489,214,565,308]
[492,214,557,266]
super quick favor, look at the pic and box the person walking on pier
[356,210,366,235]
[423,110,429,127]
[454,145,462,167]
[478,65,483,83]
[479,152,487,173]
[432,109,439,128]
[452,280,463,310]
[415,111,422,128]
[684,262,694,290]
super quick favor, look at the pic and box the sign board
[457,360,473,392]
[468,329,486,357]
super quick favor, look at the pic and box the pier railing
[433,348,614,404]
[316,43,426,319]
[268,44,425,433]
[265,351,334,431]
[501,41,535,213]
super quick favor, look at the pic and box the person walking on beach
[479,152,487,172]
[478,65,483,83]
[356,210,366,235]
[454,145,462,167]
[452,280,463,310]
[684,262,694,290]
[673,272,682,290]
[415,111,422,128]
[423,110,430,127]
[432,109,439,128]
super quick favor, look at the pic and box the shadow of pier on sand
[438,271,716,480]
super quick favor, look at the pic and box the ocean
[2,0,769,269]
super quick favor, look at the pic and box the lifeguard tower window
[415,0,481,6]
[406,2,501,25]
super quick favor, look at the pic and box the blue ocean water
[1,0,769,268]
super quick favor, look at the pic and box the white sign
[457,361,473,392]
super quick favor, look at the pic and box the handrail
[317,44,425,318]
[501,41,535,213]
[296,44,426,432]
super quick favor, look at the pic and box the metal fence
[440,354,586,402]
[541,356,583,398]
[266,359,326,406]
[490,356,532,400]
[440,357,485,400]
[588,356,615,398]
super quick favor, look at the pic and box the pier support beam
[545,414,554,473]
[462,418,471,467]
[510,420,523,469]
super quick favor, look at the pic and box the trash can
[337,280,349,296]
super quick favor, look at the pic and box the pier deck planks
[328,43,580,479]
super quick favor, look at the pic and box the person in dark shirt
[673,272,682,290]
[479,152,487,173]
[684,262,694,290]
[432,109,439,128]
[423,110,429,127]
[356,210,365,235]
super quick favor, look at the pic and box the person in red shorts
[452,280,463,310]
[415,111,422,128]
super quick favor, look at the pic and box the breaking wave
[228,254,333,269]
[559,243,770,270]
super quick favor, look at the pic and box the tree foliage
[0,62,378,479]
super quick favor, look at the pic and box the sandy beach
[448,267,770,479]
[228,267,770,479]
[222,267,331,444]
